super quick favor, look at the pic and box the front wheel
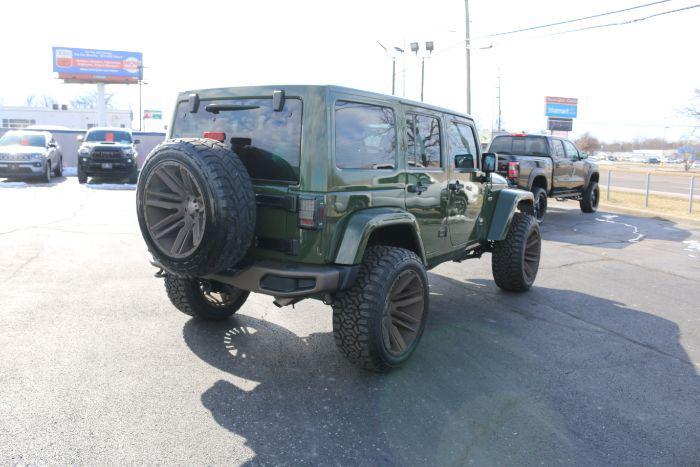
[78,166,87,184]
[531,186,548,224]
[332,246,429,372]
[164,274,249,321]
[580,181,600,213]
[41,162,52,183]
[54,158,63,177]
[492,213,541,292]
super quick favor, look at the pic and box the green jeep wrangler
[136,85,541,372]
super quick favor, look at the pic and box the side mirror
[133,138,141,145]
[580,152,588,160]
[482,152,497,174]
[48,142,57,148]
[77,135,84,142]
[454,154,475,170]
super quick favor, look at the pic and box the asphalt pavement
[1,177,699,465]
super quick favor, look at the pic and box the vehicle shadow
[183,276,698,465]
[0,175,70,188]
[541,205,692,249]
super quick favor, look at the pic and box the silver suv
[77,127,139,184]
[0,130,63,182]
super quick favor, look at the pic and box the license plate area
[101,163,113,169]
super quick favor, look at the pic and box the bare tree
[24,95,57,108]
[70,92,115,109]
[683,89,700,120]
[575,132,600,154]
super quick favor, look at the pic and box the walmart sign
[545,96,578,118]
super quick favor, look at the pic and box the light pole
[377,42,398,95]
[410,41,434,102]
[393,46,405,97]
[464,0,471,114]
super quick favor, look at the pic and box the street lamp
[377,42,406,96]
[410,41,434,102]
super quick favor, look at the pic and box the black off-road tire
[580,181,600,213]
[492,212,541,292]
[332,246,429,373]
[136,138,255,277]
[531,186,548,224]
[78,167,87,184]
[41,162,52,183]
[128,167,138,184]
[54,158,63,177]
[164,274,249,321]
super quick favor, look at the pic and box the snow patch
[682,240,700,253]
[85,183,136,191]
[62,167,77,177]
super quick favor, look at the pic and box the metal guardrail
[605,170,697,213]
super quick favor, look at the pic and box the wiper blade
[205,104,260,114]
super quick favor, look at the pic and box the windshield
[0,132,46,147]
[489,135,549,156]
[171,97,302,182]
[85,130,132,144]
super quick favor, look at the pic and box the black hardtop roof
[177,85,474,122]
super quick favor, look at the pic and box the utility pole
[464,0,471,114]
[496,69,502,132]
[138,79,142,131]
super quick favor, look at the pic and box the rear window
[490,135,548,156]
[172,98,302,182]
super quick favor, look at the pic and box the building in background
[0,105,132,130]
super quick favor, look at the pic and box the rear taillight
[298,196,325,230]
[203,131,226,142]
[508,161,520,179]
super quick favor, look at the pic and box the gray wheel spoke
[392,293,423,309]
[389,324,406,352]
[382,269,424,356]
[144,161,207,259]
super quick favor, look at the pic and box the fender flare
[334,207,427,265]
[487,189,535,241]
[527,169,550,193]
[584,168,600,188]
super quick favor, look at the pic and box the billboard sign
[547,117,573,132]
[545,96,578,118]
[143,110,162,120]
[53,47,142,83]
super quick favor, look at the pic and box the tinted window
[335,101,396,169]
[407,114,441,168]
[447,121,478,169]
[172,98,302,182]
[550,139,566,159]
[0,132,46,147]
[489,135,548,156]
[85,130,132,143]
[563,140,579,159]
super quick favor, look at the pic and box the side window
[563,140,579,160]
[406,114,441,168]
[550,139,566,160]
[335,101,397,169]
[447,121,478,169]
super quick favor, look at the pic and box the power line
[473,0,673,39]
[534,3,700,38]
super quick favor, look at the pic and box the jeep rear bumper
[150,257,360,298]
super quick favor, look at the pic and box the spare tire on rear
[136,138,255,277]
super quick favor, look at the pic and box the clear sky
[1,0,698,142]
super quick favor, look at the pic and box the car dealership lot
[1,177,699,465]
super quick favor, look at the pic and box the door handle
[407,182,428,194]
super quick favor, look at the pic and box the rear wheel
[531,186,547,223]
[136,139,255,277]
[332,246,429,372]
[492,213,541,292]
[164,274,249,321]
[580,181,599,213]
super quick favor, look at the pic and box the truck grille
[92,149,125,161]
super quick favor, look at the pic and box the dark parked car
[0,130,63,182]
[77,127,139,184]
[488,134,600,223]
